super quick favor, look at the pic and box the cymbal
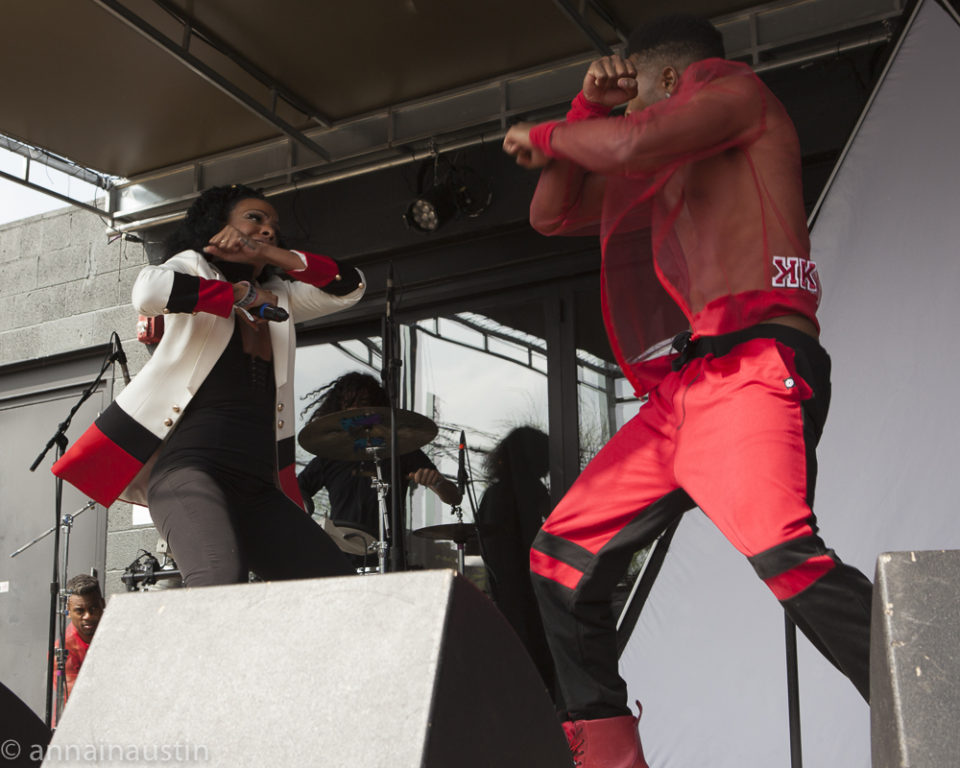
[413,522,477,544]
[298,406,438,460]
[322,518,376,557]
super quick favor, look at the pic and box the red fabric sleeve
[529,92,611,158]
[51,423,142,507]
[194,277,236,317]
[163,272,235,317]
[529,161,607,237]
[278,462,305,510]
[545,61,765,179]
[566,92,613,122]
[529,122,561,158]
[285,251,341,287]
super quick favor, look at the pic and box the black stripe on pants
[532,488,696,719]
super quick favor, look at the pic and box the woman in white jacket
[53,185,365,585]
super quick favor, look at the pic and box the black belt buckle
[671,330,694,371]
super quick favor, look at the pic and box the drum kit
[297,406,475,574]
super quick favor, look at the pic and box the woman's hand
[205,230,308,275]
[233,283,279,329]
[204,224,264,264]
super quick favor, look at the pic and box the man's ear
[661,66,679,96]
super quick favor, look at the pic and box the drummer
[298,372,462,546]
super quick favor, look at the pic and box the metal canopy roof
[3,0,904,228]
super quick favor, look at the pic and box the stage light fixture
[405,182,460,232]
[403,155,491,233]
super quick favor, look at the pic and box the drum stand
[449,506,468,575]
[412,509,476,576]
[367,446,390,575]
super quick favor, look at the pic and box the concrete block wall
[1,207,158,598]
[104,506,166,597]
[0,208,149,370]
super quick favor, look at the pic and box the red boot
[562,703,650,768]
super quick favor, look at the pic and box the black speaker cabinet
[871,550,960,768]
[0,681,50,767]
[47,570,569,767]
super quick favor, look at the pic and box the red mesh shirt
[52,623,90,724]
[528,59,820,395]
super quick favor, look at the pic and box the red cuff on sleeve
[529,122,562,158]
[567,91,612,122]
[51,424,140,507]
[286,251,340,287]
[196,278,236,317]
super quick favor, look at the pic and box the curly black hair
[163,184,280,261]
[626,14,725,63]
[301,371,390,421]
[484,426,549,483]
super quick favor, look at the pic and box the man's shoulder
[64,624,89,651]
[686,58,780,127]
[688,58,756,81]
[684,58,767,100]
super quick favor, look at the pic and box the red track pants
[530,327,872,718]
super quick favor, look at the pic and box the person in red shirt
[503,15,872,767]
[54,574,105,720]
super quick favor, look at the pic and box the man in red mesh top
[503,14,871,767]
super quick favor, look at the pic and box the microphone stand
[10,501,96,725]
[438,430,481,576]
[25,339,118,727]
[381,264,406,571]
[785,617,803,768]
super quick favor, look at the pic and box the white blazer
[52,249,365,507]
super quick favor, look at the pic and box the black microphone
[457,430,467,496]
[254,304,289,322]
[113,334,131,385]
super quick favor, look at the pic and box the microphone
[254,304,289,322]
[112,333,131,385]
[457,430,467,496]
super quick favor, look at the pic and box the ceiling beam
[0,135,111,189]
[0,168,109,219]
[147,0,332,128]
[88,0,331,162]
[550,0,615,55]
[584,0,630,43]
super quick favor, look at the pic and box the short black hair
[66,574,103,601]
[626,14,725,63]
[163,183,271,260]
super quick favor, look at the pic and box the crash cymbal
[298,406,438,460]
[413,522,477,544]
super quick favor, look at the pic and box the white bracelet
[235,281,257,308]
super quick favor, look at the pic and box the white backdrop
[619,1,960,765]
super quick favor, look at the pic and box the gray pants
[148,465,352,586]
